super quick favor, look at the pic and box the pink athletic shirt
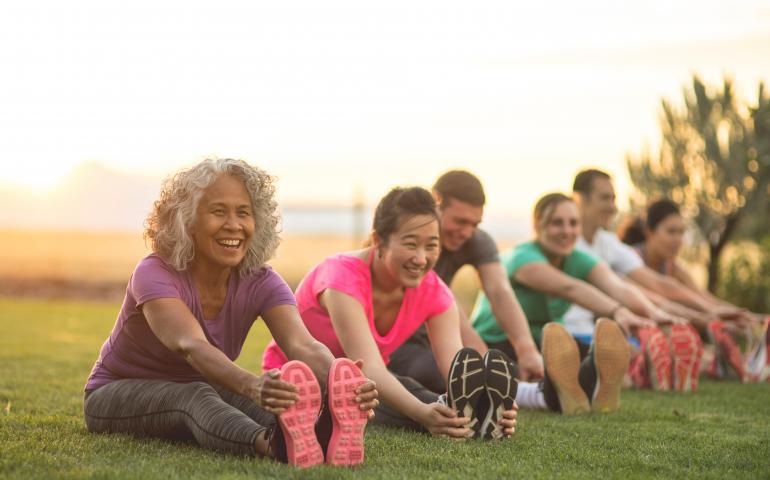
[262,253,455,370]
[85,253,296,391]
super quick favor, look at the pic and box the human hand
[498,401,519,438]
[516,349,544,381]
[250,369,299,414]
[419,403,472,439]
[650,309,686,326]
[613,307,655,335]
[352,359,379,419]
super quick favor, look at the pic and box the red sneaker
[629,350,649,389]
[708,320,748,382]
[636,327,672,391]
[278,361,324,468]
[326,358,368,466]
[670,323,703,392]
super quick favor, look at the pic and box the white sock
[515,381,548,410]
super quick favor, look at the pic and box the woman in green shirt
[471,193,656,414]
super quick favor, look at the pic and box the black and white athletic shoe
[479,349,518,440]
[447,348,486,438]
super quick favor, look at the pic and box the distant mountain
[0,162,159,231]
[0,161,531,240]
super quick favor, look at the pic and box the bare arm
[627,266,715,312]
[143,298,298,413]
[515,263,653,332]
[262,304,335,386]
[477,262,543,380]
[456,301,489,355]
[320,288,469,437]
[588,263,676,325]
[426,303,519,438]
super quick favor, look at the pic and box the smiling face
[191,174,255,272]
[376,213,441,289]
[438,198,484,252]
[646,213,685,260]
[582,177,618,229]
[536,200,580,259]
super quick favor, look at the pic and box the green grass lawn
[1,297,769,479]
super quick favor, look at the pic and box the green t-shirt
[470,241,599,344]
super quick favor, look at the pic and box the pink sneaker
[326,358,368,466]
[708,320,748,382]
[634,327,672,391]
[277,361,324,468]
[670,323,703,392]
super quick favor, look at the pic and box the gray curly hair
[144,158,280,274]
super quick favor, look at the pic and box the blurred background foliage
[627,75,770,300]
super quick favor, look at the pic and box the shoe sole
[481,350,517,440]
[670,324,701,392]
[327,358,368,466]
[709,320,748,382]
[644,327,672,391]
[447,348,486,437]
[542,323,590,415]
[278,361,324,468]
[592,319,631,413]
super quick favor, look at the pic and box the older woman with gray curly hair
[83,158,378,467]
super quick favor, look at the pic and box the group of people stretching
[83,159,770,468]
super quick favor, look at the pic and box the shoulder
[298,253,370,299]
[133,253,182,282]
[512,241,547,263]
[416,271,454,313]
[240,264,288,289]
[468,228,497,250]
[569,246,599,265]
[316,253,368,278]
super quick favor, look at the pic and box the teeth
[218,239,241,247]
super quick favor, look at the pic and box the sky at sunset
[2,0,769,233]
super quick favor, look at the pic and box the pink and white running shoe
[277,361,324,468]
[707,320,748,382]
[631,327,672,391]
[326,358,368,466]
[670,323,703,392]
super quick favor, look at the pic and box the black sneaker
[447,348,486,438]
[579,318,630,413]
[541,323,590,415]
[479,349,518,440]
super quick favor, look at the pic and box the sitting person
[567,169,704,392]
[83,159,378,469]
[263,186,519,440]
[470,192,680,412]
[620,198,769,383]
[389,170,542,395]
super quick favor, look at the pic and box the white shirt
[563,229,643,338]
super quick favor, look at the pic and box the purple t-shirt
[85,253,296,391]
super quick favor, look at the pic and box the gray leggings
[84,375,440,454]
[84,379,274,456]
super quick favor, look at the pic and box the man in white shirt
[565,169,718,339]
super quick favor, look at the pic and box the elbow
[176,337,207,362]
[554,282,580,301]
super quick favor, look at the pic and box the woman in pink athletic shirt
[83,159,378,467]
[264,186,519,440]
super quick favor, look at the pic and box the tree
[627,75,770,292]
